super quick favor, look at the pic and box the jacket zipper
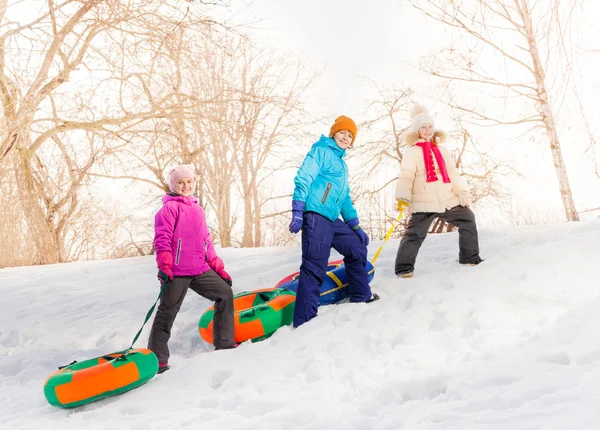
[321,182,332,203]
[175,238,182,265]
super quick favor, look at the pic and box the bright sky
[240,0,437,118]
[240,0,600,223]
[7,1,599,238]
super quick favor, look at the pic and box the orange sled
[198,288,296,344]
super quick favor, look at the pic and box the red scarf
[415,141,450,183]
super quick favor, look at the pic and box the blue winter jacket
[292,135,358,222]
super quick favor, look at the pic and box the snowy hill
[1,221,600,429]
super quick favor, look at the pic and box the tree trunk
[239,141,254,247]
[518,0,579,221]
[218,182,233,247]
[16,155,61,264]
[252,179,261,247]
[241,182,254,247]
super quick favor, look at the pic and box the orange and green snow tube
[199,287,296,344]
[43,348,158,408]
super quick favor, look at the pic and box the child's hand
[458,192,470,207]
[397,199,410,211]
[289,216,303,234]
[208,256,225,272]
[353,227,369,246]
[156,251,173,283]
[346,218,370,246]
[217,270,232,286]
[208,257,232,286]
[157,269,172,284]
[289,200,305,234]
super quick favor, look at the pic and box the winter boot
[461,257,484,267]
[157,363,170,374]
[366,293,380,303]
[397,271,414,278]
[215,343,239,351]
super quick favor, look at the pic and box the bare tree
[357,81,514,236]
[188,33,245,247]
[353,83,415,240]
[410,0,581,221]
[85,28,317,250]
[191,34,317,247]
[0,161,36,267]
[0,1,228,263]
[0,0,318,265]
[232,56,317,247]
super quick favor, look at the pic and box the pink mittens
[156,251,173,280]
[208,256,231,281]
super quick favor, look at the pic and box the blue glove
[346,217,369,246]
[289,200,305,234]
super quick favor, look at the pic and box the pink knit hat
[168,164,196,193]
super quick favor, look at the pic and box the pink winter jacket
[154,194,217,277]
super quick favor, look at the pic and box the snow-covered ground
[1,220,600,429]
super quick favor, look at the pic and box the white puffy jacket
[395,130,469,214]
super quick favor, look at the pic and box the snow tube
[273,259,345,289]
[198,287,296,344]
[43,348,158,408]
[275,260,375,305]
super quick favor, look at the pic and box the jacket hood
[403,130,448,147]
[313,134,346,157]
[162,193,198,206]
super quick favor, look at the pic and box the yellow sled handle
[370,210,404,265]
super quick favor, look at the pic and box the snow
[1,220,600,429]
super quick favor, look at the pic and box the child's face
[418,124,434,141]
[175,177,195,196]
[333,129,354,149]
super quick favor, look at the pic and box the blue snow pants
[293,211,372,327]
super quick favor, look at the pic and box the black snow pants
[395,205,481,274]
[148,270,234,364]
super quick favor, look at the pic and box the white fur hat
[410,104,434,132]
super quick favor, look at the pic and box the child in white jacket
[394,105,483,277]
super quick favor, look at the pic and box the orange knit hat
[329,115,357,144]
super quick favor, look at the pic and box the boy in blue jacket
[289,115,379,327]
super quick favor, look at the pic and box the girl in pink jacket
[148,164,236,374]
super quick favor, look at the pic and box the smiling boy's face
[333,129,354,149]
[175,178,195,196]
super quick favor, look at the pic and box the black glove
[221,276,232,287]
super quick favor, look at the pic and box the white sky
[6,0,599,243]
[239,0,600,221]
[239,0,437,118]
